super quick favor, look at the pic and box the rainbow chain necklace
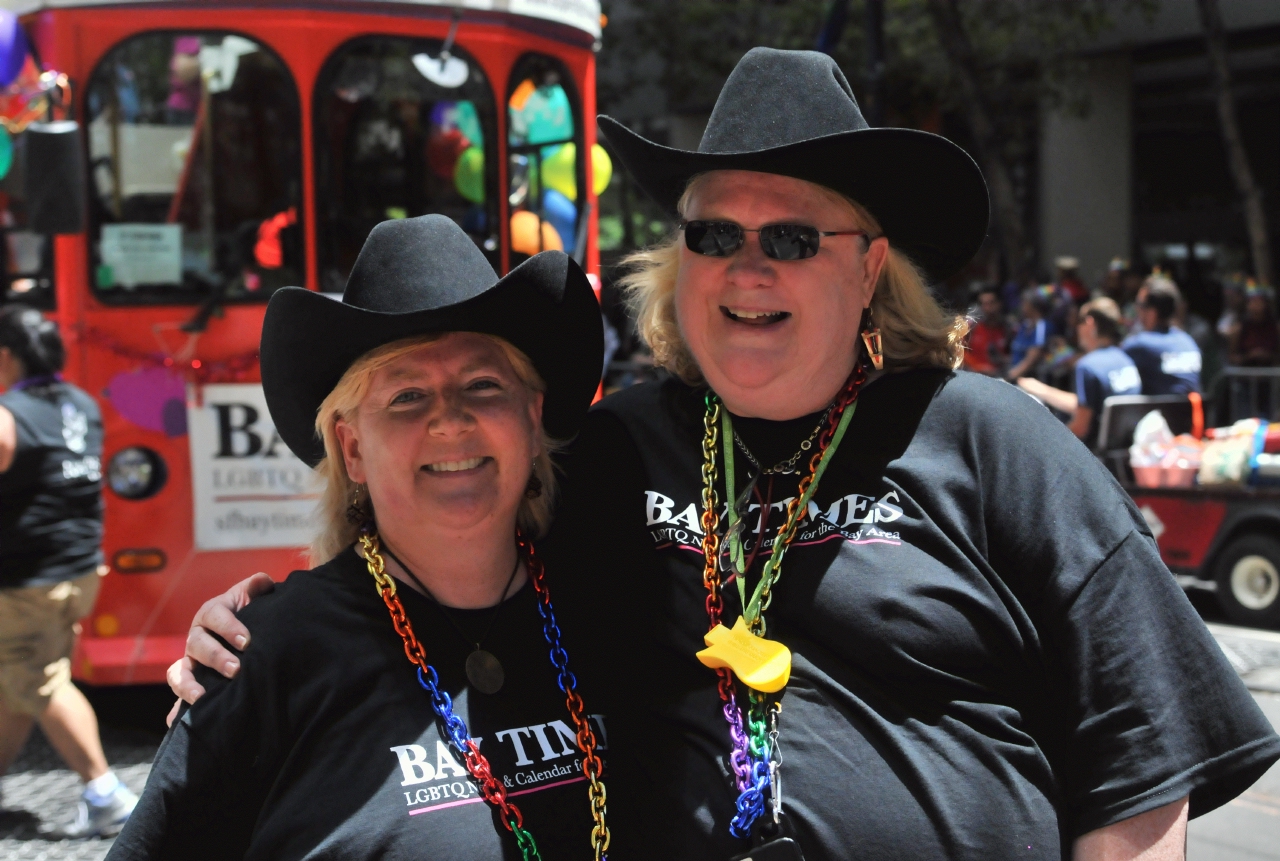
[698,367,867,838]
[359,528,610,861]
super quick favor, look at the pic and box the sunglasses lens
[760,224,820,260]
[685,222,743,257]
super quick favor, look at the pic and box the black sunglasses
[680,220,869,261]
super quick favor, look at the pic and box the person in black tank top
[0,304,138,837]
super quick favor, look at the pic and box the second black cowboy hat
[260,215,603,467]
[599,47,989,283]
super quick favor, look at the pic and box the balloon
[541,189,577,255]
[0,127,12,181]
[541,144,577,201]
[453,101,483,152]
[461,205,487,235]
[429,100,455,128]
[538,143,611,200]
[510,210,563,255]
[453,147,485,204]
[426,127,469,179]
[0,12,30,88]
[521,84,574,145]
[591,144,612,196]
[509,79,536,112]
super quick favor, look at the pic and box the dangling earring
[346,484,369,524]
[525,460,543,499]
[860,307,884,371]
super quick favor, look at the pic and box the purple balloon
[0,12,28,89]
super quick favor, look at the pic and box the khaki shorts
[0,568,103,716]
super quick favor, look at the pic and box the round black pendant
[465,649,505,694]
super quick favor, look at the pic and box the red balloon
[426,128,471,179]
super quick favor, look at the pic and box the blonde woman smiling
[109,216,607,861]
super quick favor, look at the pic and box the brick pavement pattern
[0,725,156,860]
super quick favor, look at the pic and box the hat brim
[599,116,989,284]
[261,251,602,467]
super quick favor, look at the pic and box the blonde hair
[619,174,967,383]
[309,333,559,566]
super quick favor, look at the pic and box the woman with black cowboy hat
[171,49,1278,861]
[108,215,609,861]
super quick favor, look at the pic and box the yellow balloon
[591,143,612,197]
[541,144,577,202]
[510,210,564,255]
[537,143,613,201]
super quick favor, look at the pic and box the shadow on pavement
[0,685,170,860]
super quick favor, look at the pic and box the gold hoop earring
[860,308,884,371]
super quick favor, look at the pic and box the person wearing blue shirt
[1122,277,1201,395]
[1018,297,1141,447]
[1006,286,1053,380]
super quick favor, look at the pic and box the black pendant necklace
[381,545,520,695]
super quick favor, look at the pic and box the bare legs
[0,684,109,781]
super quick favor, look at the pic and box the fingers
[166,656,207,705]
[239,572,276,604]
[193,595,251,651]
[166,698,182,728]
[186,626,240,679]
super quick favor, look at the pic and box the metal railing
[1216,367,1280,424]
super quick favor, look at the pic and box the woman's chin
[422,489,518,532]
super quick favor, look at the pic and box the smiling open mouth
[722,306,790,325]
[424,457,488,473]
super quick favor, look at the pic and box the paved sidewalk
[1188,622,1280,860]
[0,727,155,860]
[1210,623,1280,694]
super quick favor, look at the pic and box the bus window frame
[2,23,57,311]
[82,28,305,307]
[505,51,585,266]
[311,33,501,286]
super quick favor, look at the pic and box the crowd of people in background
[962,255,1280,448]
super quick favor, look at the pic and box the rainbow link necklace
[359,527,609,861]
[696,366,867,839]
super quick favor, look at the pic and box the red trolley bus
[1,0,605,685]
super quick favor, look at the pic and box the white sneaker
[55,783,138,838]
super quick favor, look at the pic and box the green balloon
[541,143,577,201]
[0,127,12,180]
[453,147,485,204]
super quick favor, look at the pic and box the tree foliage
[597,0,1156,273]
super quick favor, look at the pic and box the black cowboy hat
[598,47,989,283]
[260,215,603,467]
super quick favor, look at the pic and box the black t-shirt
[546,369,1280,861]
[107,547,608,861]
[0,381,104,588]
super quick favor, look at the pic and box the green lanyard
[720,402,858,634]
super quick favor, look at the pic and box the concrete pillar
[1038,54,1132,290]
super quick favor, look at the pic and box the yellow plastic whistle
[696,617,792,693]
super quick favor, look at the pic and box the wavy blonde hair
[309,333,559,566]
[619,174,967,383]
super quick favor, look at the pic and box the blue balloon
[0,12,28,88]
[461,205,487,235]
[541,189,577,255]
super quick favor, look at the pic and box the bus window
[507,54,581,267]
[0,134,55,309]
[314,37,497,291]
[85,32,302,304]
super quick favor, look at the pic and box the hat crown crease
[342,214,500,314]
[699,47,868,154]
